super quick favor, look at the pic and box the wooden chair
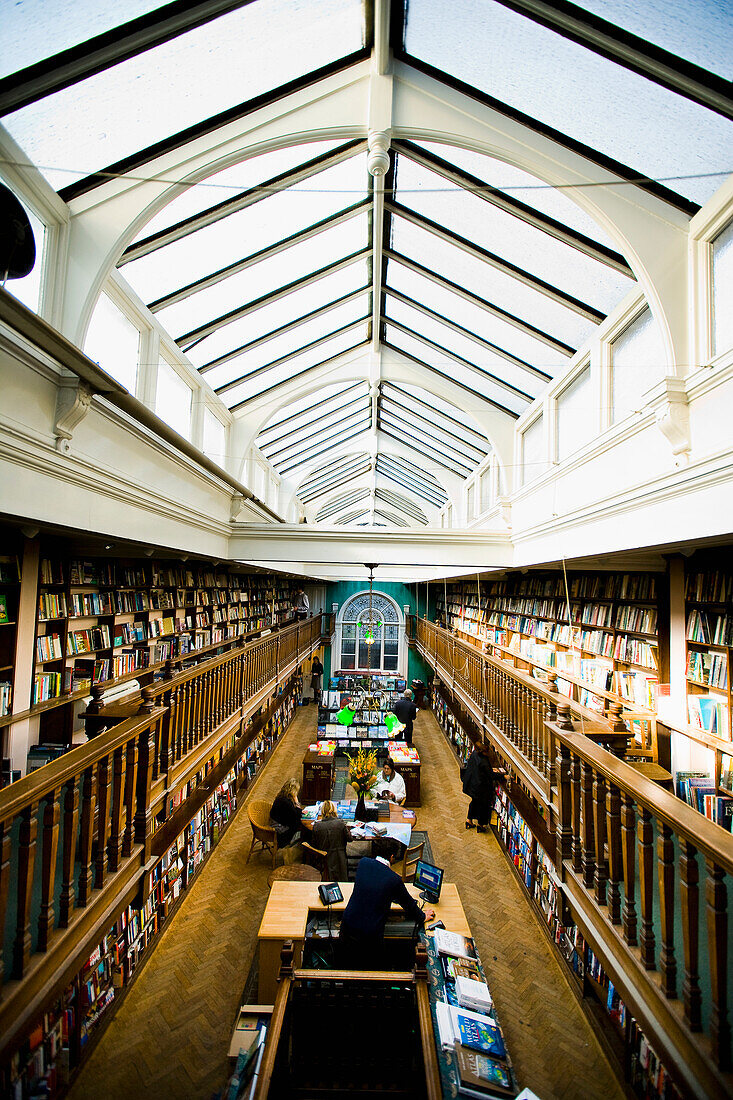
[398,839,425,882]
[246,800,278,868]
[301,841,328,878]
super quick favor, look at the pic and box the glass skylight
[395,155,632,313]
[402,0,731,205]
[1,1,161,78]
[576,0,733,78]
[184,259,370,369]
[153,211,369,343]
[4,0,364,190]
[412,140,621,249]
[129,141,344,240]
[385,259,567,376]
[389,218,596,350]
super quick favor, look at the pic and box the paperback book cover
[434,928,477,960]
[454,1044,515,1097]
[442,955,482,983]
[452,1007,505,1058]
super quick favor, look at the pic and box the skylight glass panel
[611,307,666,423]
[220,325,368,408]
[123,154,369,304]
[202,407,227,466]
[395,156,630,313]
[384,324,525,417]
[130,142,343,239]
[185,259,369,368]
[380,395,486,461]
[522,415,546,484]
[412,140,620,249]
[577,0,733,78]
[263,399,371,468]
[1,1,160,78]
[180,296,369,393]
[382,382,489,452]
[386,258,567,375]
[385,292,540,397]
[712,219,733,358]
[155,359,192,438]
[260,383,369,441]
[153,211,368,340]
[390,218,594,349]
[4,0,364,190]
[403,0,731,205]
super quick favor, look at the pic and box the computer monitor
[413,859,443,904]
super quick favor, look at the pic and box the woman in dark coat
[312,800,349,880]
[270,778,303,848]
[462,742,495,833]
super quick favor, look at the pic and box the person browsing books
[374,758,406,805]
[292,588,310,620]
[337,838,433,969]
[462,742,495,833]
[310,655,324,704]
[311,800,350,881]
[390,689,418,744]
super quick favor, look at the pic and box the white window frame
[334,591,406,676]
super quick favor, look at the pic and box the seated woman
[374,758,406,805]
[311,800,350,881]
[270,778,303,848]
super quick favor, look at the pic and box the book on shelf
[687,694,729,736]
[0,593,8,624]
[442,955,482,983]
[455,974,493,1015]
[436,1003,504,1058]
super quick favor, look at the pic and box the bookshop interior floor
[67,705,626,1100]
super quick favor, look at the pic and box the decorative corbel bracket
[230,493,246,521]
[497,496,512,531]
[54,377,94,453]
[653,378,691,468]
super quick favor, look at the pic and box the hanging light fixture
[363,564,381,644]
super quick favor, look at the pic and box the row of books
[686,648,728,688]
[442,572,658,604]
[685,570,732,604]
[687,608,733,646]
[0,679,12,716]
[687,694,730,738]
[676,772,733,829]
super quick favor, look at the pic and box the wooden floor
[68,704,627,1100]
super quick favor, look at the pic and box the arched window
[338,592,402,672]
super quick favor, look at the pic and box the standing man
[293,588,310,620]
[337,839,433,969]
[390,688,418,745]
[310,654,324,704]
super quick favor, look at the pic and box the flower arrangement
[346,746,379,796]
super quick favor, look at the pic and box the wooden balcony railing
[411,614,733,1098]
[0,614,325,1060]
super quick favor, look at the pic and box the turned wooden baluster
[638,807,656,969]
[37,791,60,952]
[657,821,676,997]
[95,753,111,889]
[189,677,201,751]
[135,720,156,863]
[179,679,191,761]
[705,859,731,1070]
[13,801,39,978]
[621,795,638,946]
[532,691,543,771]
[592,772,607,906]
[108,745,125,872]
[680,840,702,1032]
[78,766,97,906]
[570,754,582,875]
[581,762,595,889]
[605,783,622,925]
[122,737,138,857]
[0,821,11,987]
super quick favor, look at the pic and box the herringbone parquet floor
[68,705,626,1100]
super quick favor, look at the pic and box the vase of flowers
[346,746,379,819]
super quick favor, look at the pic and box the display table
[302,800,417,847]
[257,880,469,1004]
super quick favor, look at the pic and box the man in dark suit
[390,689,418,744]
[337,839,433,968]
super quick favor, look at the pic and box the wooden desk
[301,749,335,801]
[302,802,417,830]
[257,881,469,1004]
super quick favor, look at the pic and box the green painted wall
[320,580,430,685]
